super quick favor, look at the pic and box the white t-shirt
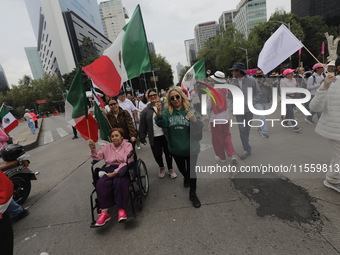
[118,98,137,121]
[152,106,164,137]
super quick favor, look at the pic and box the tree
[149,52,174,90]
[80,36,99,60]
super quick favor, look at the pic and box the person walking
[309,57,340,192]
[229,63,262,159]
[280,69,302,133]
[139,89,177,178]
[155,86,203,208]
[254,68,272,138]
[208,71,238,164]
[305,63,326,124]
[30,109,39,129]
[23,109,36,134]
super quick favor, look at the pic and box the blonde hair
[165,86,190,115]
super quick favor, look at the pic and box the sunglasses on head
[170,95,181,101]
[109,102,117,106]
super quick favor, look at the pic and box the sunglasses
[170,95,181,101]
[149,94,157,98]
[109,102,117,106]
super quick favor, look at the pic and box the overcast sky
[0,0,290,86]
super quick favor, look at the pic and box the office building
[219,10,238,31]
[176,62,185,82]
[99,0,129,42]
[184,39,197,66]
[148,42,156,53]
[233,0,267,38]
[194,21,217,52]
[0,65,9,92]
[291,0,340,19]
[25,0,111,78]
[24,47,44,80]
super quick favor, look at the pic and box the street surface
[12,113,340,255]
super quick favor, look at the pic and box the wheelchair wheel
[137,159,149,197]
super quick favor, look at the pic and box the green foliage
[149,51,174,90]
[0,74,66,117]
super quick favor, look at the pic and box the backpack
[211,88,228,114]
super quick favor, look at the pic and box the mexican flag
[83,5,152,97]
[94,104,111,144]
[181,59,206,91]
[0,104,18,133]
[65,69,98,142]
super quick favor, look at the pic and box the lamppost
[272,21,292,67]
[237,47,249,70]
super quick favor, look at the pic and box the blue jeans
[255,103,269,134]
[7,199,23,218]
[236,112,253,153]
[283,104,296,126]
[27,120,36,134]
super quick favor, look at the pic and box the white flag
[257,25,303,74]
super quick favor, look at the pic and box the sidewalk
[12,118,43,151]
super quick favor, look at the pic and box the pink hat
[312,63,325,70]
[282,69,295,76]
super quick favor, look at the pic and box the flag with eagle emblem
[0,104,18,133]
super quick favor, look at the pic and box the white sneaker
[323,180,340,193]
[136,145,141,150]
[168,169,177,179]
[215,155,226,163]
[159,167,165,178]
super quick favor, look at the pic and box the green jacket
[154,108,202,157]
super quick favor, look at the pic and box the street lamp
[237,47,249,70]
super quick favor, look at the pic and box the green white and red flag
[83,5,152,97]
[0,104,18,133]
[181,59,206,91]
[65,69,98,142]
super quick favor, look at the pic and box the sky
[0,0,290,87]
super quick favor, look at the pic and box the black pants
[0,212,14,255]
[72,126,78,137]
[34,120,38,129]
[172,154,198,193]
[150,135,172,169]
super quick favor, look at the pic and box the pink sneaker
[95,213,111,227]
[118,209,127,222]
[168,169,177,179]
[159,167,165,178]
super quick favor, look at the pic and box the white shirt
[152,106,164,137]
[118,98,137,121]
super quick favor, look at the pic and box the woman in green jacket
[155,86,203,208]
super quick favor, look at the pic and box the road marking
[44,131,53,144]
[56,128,69,138]
[66,125,72,130]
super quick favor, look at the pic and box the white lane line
[56,128,69,138]
[44,131,53,144]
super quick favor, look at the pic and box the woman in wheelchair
[88,128,133,227]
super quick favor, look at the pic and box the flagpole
[303,45,322,64]
[152,70,158,91]
[0,103,4,112]
[86,118,92,141]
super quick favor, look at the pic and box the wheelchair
[89,150,149,228]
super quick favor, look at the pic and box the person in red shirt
[30,109,39,129]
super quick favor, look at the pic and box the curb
[23,118,44,152]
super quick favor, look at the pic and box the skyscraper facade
[233,0,267,38]
[0,65,10,92]
[25,0,111,78]
[194,21,217,52]
[24,47,44,80]
[291,0,340,19]
[184,39,197,66]
[99,0,128,42]
[219,10,238,31]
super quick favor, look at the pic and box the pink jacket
[91,139,133,174]
[0,128,9,148]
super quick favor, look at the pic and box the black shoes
[183,179,190,188]
[239,151,251,160]
[189,192,201,208]
[72,136,78,139]
[11,209,29,224]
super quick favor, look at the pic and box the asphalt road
[11,112,340,255]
